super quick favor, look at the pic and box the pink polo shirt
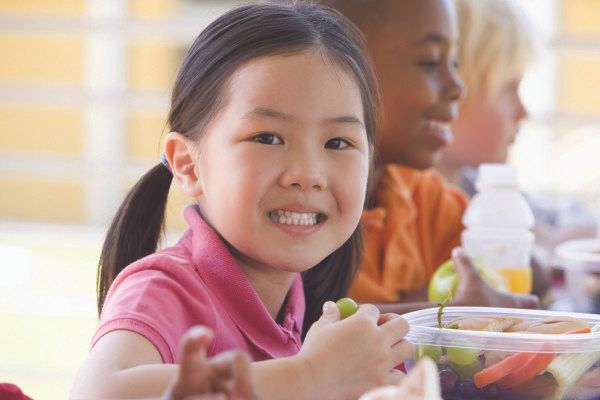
[91,205,305,363]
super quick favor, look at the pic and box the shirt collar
[182,205,304,357]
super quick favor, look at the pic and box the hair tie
[160,153,171,171]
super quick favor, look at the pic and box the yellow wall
[0,0,84,16]
[0,2,184,224]
[0,104,83,155]
[0,174,85,223]
[128,110,168,161]
[562,0,600,38]
[129,0,177,19]
[0,33,83,84]
[559,51,600,116]
[128,41,181,90]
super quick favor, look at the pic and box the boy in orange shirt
[330,0,539,312]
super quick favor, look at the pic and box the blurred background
[0,0,599,398]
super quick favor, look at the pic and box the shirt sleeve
[92,264,215,363]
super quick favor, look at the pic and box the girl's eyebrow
[325,115,364,127]
[243,106,364,127]
[244,106,292,121]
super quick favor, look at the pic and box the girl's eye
[325,138,351,150]
[251,133,283,145]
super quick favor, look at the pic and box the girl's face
[447,77,528,167]
[367,0,464,169]
[192,49,369,276]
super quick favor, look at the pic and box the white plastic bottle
[461,164,535,294]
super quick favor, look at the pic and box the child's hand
[359,357,442,400]
[163,326,258,400]
[451,248,539,309]
[298,301,413,400]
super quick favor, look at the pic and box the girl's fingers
[377,312,400,325]
[381,368,405,387]
[318,301,341,325]
[379,315,410,345]
[356,303,380,321]
[389,339,415,366]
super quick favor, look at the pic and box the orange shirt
[349,164,468,303]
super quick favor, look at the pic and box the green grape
[336,297,359,320]
[416,344,442,363]
[450,360,482,380]
[446,346,479,366]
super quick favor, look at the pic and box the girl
[329,0,540,312]
[70,2,412,399]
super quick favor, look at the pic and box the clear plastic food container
[555,238,600,314]
[403,307,600,400]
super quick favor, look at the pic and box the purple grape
[439,368,459,396]
[483,383,500,398]
[458,378,478,397]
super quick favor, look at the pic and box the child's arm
[70,329,177,399]
[369,248,540,315]
[71,303,413,400]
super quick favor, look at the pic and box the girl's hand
[163,326,258,400]
[451,248,539,309]
[298,301,413,400]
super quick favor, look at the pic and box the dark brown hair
[97,1,378,337]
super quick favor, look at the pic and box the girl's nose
[279,154,327,191]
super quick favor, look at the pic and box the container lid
[555,238,600,271]
[462,191,535,228]
[475,163,520,191]
[402,307,600,353]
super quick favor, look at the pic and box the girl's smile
[268,209,324,227]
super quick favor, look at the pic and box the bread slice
[445,316,522,332]
[505,317,588,334]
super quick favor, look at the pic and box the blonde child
[437,0,533,187]
[70,2,412,399]
[438,0,594,294]
[329,0,540,312]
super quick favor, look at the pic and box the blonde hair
[454,0,535,98]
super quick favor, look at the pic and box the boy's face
[190,50,369,277]
[366,0,464,169]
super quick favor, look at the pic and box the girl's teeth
[270,211,319,226]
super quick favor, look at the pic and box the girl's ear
[164,132,203,197]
